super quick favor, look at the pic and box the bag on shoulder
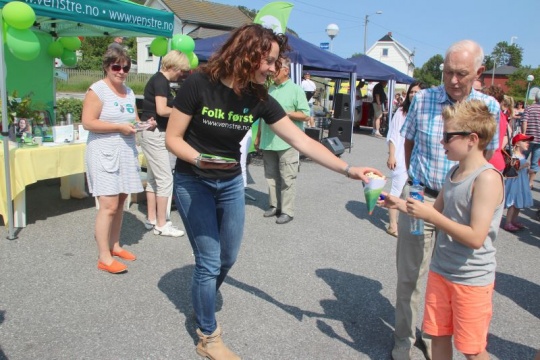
[502,148,519,178]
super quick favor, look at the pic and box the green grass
[56,70,152,95]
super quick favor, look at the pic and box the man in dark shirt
[372,81,387,137]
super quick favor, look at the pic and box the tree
[77,36,136,70]
[485,41,523,69]
[506,66,540,99]
[413,54,444,86]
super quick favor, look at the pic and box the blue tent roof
[310,55,416,84]
[194,33,356,73]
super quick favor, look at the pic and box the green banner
[253,2,293,34]
[0,0,174,37]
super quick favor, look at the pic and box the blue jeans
[524,142,540,173]
[173,172,245,334]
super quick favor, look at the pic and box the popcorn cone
[363,178,386,215]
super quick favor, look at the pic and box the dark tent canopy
[310,55,415,84]
[194,32,356,73]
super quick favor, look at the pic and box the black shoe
[263,207,278,217]
[276,214,293,224]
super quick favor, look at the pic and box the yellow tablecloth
[0,142,86,224]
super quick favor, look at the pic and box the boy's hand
[378,192,406,212]
[406,197,434,221]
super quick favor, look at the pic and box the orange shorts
[423,270,494,355]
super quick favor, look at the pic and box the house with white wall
[366,32,415,78]
[138,0,252,74]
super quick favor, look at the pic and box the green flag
[253,2,294,34]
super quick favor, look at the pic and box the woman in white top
[82,47,156,274]
[385,81,425,236]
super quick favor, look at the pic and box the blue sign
[320,42,329,50]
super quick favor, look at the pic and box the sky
[211,0,540,70]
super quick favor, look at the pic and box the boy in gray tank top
[381,100,504,359]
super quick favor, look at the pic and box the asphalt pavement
[0,130,539,359]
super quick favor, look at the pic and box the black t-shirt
[373,82,387,105]
[141,72,173,130]
[173,72,286,179]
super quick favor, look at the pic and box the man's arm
[404,138,414,171]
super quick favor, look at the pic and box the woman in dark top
[165,24,382,359]
[139,50,190,237]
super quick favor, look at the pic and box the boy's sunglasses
[111,64,130,73]
[443,131,472,144]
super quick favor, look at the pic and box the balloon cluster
[150,34,198,69]
[47,36,81,66]
[2,1,40,61]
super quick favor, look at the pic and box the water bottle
[409,179,425,235]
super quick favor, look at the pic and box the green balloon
[187,52,199,69]
[150,37,168,57]
[47,40,64,58]
[59,37,81,51]
[2,1,36,30]
[61,50,77,67]
[171,34,195,54]
[6,27,40,61]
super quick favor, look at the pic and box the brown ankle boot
[196,325,240,360]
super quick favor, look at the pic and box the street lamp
[439,63,444,85]
[525,74,535,106]
[325,23,339,53]
[510,36,518,45]
[363,11,382,54]
[491,55,498,85]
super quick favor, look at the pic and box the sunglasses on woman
[110,64,130,73]
[442,131,473,143]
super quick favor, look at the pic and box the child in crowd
[503,133,534,232]
[381,100,503,359]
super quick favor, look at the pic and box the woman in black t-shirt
[139,50,190,237]
[165,24,382,359]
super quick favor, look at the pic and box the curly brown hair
[481,85,505,104]
[202,24,289,100]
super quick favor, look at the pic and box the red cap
[512,133,534,145]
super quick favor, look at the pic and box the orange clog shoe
[111,249,137,261]
[97,259,127,274]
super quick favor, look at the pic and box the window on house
[382,48,389,57]
[146,45,153,60]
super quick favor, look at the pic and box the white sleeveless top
[85,80,143,196]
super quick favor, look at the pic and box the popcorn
[366,172,385,180]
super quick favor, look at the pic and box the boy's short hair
[442,99,496,150]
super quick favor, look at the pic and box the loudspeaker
[305,127,323,142]
[321,137,345,157]
[333,93,351,119]
[328,118,352,148]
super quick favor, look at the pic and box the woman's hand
[387,155,396,170]
[348,167,385,182]
[119,123,136,136]
[146,117,158,130]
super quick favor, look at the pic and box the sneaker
[391,346,411,360]
[144,219,156,230]
[154,221,185,237]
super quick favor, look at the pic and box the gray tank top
[430,163,504,286]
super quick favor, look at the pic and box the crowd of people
[79,32,539,359]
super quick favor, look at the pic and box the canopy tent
[195,32,356,73]
[0,0,174,239]
[309,55,416,116]
[310,54,415,83]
